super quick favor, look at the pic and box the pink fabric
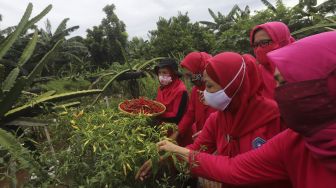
[268,31,336,172]
[250,22,295,47]
[267,31,336,83]
[189,129,336,188]
[250,22,295,99]
[178,52,216,146]
[187,52,289,188]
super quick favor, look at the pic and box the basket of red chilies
[118,97,166,117]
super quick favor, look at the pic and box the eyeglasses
[252,39,273,48]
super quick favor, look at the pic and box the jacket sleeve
[188,130,289,185]
[178,89,196,135]
[186,113,218,154]
[160,91,188,123]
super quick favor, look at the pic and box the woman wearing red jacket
[251,21,295,99]
[175,52,216,147]
[154,58,188,124]
[155,31,336,188]
[137,52,290,188]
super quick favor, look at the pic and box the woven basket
[118,99,166,117]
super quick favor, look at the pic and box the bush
[32,108,187,187]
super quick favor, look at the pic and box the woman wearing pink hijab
[250,21,295,98]
[154,31,336,188]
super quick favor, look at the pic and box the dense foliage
[32,108,186,187]
[0,0,335,186]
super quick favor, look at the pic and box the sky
[0,0,327,39]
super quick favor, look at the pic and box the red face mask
[254,43,279,66]
[275,74,336,137]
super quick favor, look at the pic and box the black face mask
[190,74,203,86]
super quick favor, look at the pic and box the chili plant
[33,108,187,187]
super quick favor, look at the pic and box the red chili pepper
[120,98,164,114]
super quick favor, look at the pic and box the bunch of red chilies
[120,97,165,115]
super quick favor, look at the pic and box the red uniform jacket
[177,86,216,146]
[189,129,336,188]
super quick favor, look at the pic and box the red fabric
[186,52,289,187]
[177,87,216,146]
[181,52,212,74]
[268,31,336,171]
[177,52,215,146]
[189,129,336,188]
[305,124,336,172]
[250,22,295,99]
[258,65,277,99]
[156,78,187,119]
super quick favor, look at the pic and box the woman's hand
[135,159,152,181]
[157,140,190,161]
[169,131,178,141]
[198,90,208,105]
[136,140,191,181]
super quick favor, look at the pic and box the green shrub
[32,108,187,187]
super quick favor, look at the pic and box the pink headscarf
[250,21,295,49]
[250,22,295,99]
[268,31,336,171]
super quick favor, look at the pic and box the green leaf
[208,8,218,22]
[134,57,165,70]
[4,89,102,119]
[92,69,130,105]
[2,67,20,91]
[0,77,27,118]
[261,0,277,12]
[27,39,63,81]
[33,90,56,101]
[22,4,52,32]
[0,128,40,171]
[0,3,32,59]
[17,30,38,67]
[291,23,336,35]
[54,18,69,36]
[52,101,81,110]
[4,117,52,127]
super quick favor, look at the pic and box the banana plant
[291,19,336,35]
[0,3,102,124]
[0,3,103,186]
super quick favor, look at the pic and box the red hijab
[181,52,212,74]
[180,52,212,90]
[205,52,280,156]
[268,31,336,171]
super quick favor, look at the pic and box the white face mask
[159,75,172,86]
[204,89,231,111]
[204,59,246,111]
